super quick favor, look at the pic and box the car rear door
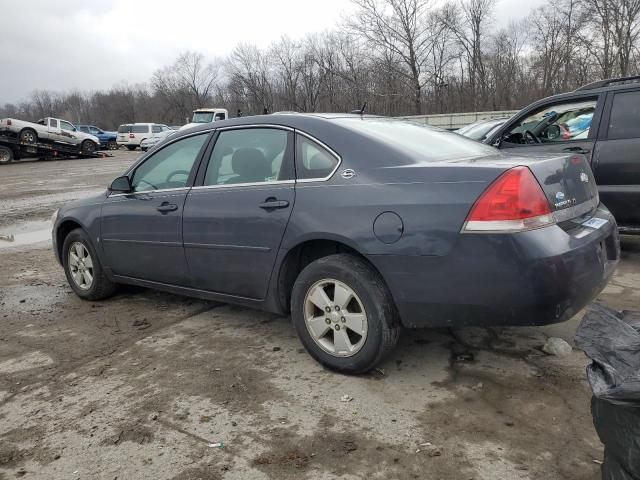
[494,95,605,162]
[591,88,640,227]
[100,132,211,286]
[182,126,295,299]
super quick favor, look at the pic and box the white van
[116,123,171,150]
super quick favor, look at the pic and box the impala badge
[341,169,356,179]
[580,172,589,183]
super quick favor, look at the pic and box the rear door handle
[563,146,591,155]
[259,198,290,210]
[156,202,178,213]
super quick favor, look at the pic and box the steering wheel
[166,170,190,184]
[524,130,541,144]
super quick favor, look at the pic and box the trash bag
[575,303,640,480]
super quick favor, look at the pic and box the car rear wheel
[81,140,97,154]
[62,228,116,300]
[291,254,400,374]
[0,145,14,164]
[19,128,37,144]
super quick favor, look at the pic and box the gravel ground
[1,151,639,479]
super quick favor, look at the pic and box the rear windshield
[118,125,149,133]
[336,118,496,161]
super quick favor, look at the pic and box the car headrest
[231,148,272,183]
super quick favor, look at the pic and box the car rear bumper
[369,205,620,328]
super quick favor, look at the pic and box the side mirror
[109,175,132,193]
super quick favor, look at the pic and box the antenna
[350,102,367,115]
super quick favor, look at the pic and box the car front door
[100,132,211,286]
[591,89,640,226]
[182,126,295,299]
[493,95,604,162]
[59,120,78,145]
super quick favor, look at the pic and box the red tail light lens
[463,166,555,232]
[129,133,135,138]
[7,119,12,126]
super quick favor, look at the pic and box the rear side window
[132,125,149,134]
[296,135,339,180]
[608,91,640,140]
[49,119,58,128]
[78,126,89,133]
[204,128,293,186]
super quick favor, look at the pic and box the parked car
[116,123,171,150]
[0,117,100,153]
[140,130,175,151]
[456,118,508,142]
[76,125,117,150]
[485,75,640,234]
[52,114,620,374]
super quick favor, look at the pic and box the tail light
[6,119,11,126]
[462,166,555,233]
[129,133,135,138]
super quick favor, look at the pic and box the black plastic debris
[575,303,640,480]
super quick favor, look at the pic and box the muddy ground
[1,152,639,480]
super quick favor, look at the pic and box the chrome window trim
[216,124,294,132]
[191,180,295,192]
[295,130,342,183]
[108,187,190,198]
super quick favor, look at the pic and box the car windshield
[337,118,496,161]
[192,112,214,123]
[458,120,505,141]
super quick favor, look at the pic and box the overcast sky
[1,0,544,104]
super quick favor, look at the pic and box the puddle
[0,220,51,249]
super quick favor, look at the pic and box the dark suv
[486,75,640,234]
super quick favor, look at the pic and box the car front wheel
[291,254,400,374]
[62,228,116,300]
[81,140,97,154]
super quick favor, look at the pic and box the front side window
[296,135,339,179]
[204,128,292,186]
[608,91,640,140]
[131,134,208,192]
[60,121,74,131]
[502,99,597,145]
[78,126,90,133]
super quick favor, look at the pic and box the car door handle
[563,146,591,155]
[156,203,178,213]
[258,198,290,210]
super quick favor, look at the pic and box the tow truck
[0,118,103,165]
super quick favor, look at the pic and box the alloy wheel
[68,242,94,290]
[303,278,368,357]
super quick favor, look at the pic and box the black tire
[108,141,118,150]
[0,145,13,164]
[291,254,400,374]
[141,147,148,152]
[62,228,116,300]
[126,145,136,151]
[19,128,37,144]
[81,140,97,154]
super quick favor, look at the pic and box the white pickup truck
[0,117,100,153]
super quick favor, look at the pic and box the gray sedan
[52,114,620,374]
